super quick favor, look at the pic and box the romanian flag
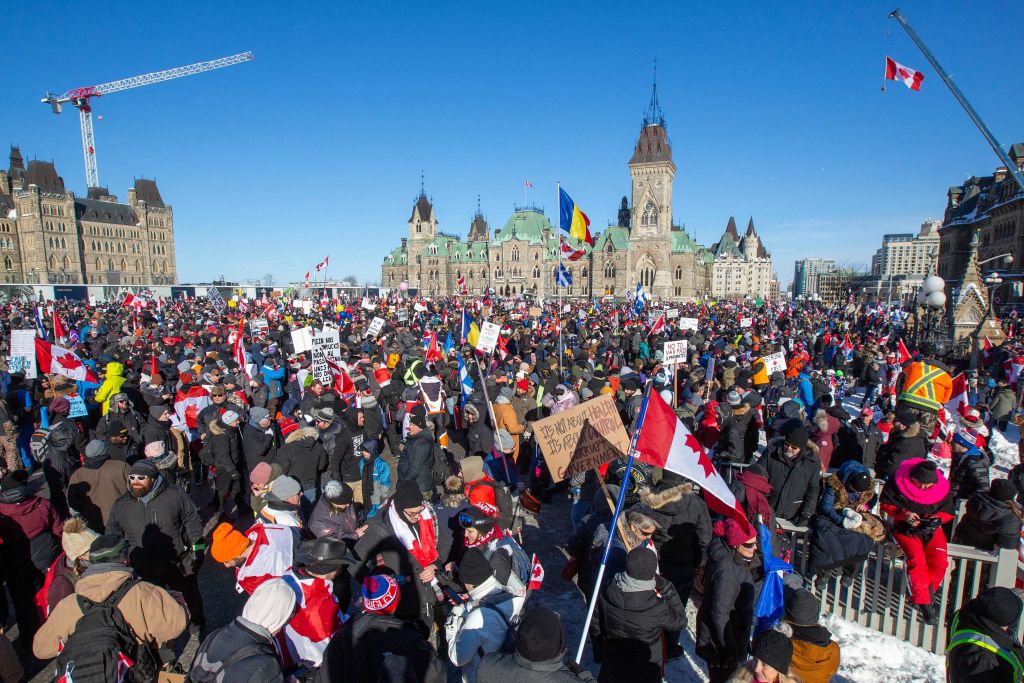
[559,187,593,246]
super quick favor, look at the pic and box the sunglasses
[741,540,758,549]
[128,474,151,481]
[458,512,481,528]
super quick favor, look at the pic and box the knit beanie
[714,518,756,548]
[242,578,297,635]
[129,459,159,478]
[88,534,128,564]
[84,439,108,460]
[48,397,71,415]
[625,547,658,581]
[515,608,565,662]
[61,517,99,563]
[249,461,274,486]
[144,441,166,458]
[407,404,428,430]
[267,475,301,502]
[324,480,354,505]
[393,480,423,510]
[785,427,809,450]
[784,587,820,626]
[847,471,872,493]
[210,522,250,563]
[494,429,515,452]
[909,459,938,485]
[362,574,400,614]
[973,587,1023,627]
[990,478,1017,503]
[249,407,270,426]
[279,418,300,437]
[751,629,793,675]
[458,548,493,586]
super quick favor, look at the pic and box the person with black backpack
[33,534,187,682]
[397,405,437,501]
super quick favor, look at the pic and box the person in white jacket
[445,548,520,683]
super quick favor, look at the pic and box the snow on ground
[990,425,1019,476]
[823,613,945,683]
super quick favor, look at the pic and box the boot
[917,603,938,626]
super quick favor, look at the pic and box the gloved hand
[842,508,863,530]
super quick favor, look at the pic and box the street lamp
[916,275,946,345]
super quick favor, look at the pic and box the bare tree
[341,274,358,286]
[262,273,276,286]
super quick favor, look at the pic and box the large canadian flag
[235,523,295,595]
[885,56,924,91]
[946,372,970,419]
[635,390,749,530]
[34,338,98,383]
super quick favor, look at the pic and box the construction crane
[41,51,254,190]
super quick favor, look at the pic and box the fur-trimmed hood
[285,426,319,444]
[640,482,693,510]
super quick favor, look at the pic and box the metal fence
[777,518,1018,655]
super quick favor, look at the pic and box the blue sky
[6,1,1023,288]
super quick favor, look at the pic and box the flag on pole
[885,56,925,91]
[556,263,573,287]
[52,310,67,343]
[649,314,665,337]
[315,256,329,272]
[753,521,792,634]
[947,372,970,419]
[34,306,47,340]
[635,389,748,528]
[233,320,250,381]
[304,272,310,286]
[632,282,648,316]
[558,187,594,246]
[458,354,473,406]
[528,554,545,591]
[325,357,355,396]
[457,275,467,294]
[897,338,912,364]
[497,334,509,361]
[424,331,444,363]
[524,181,534,189]
[443,331,454,355]
[559,236,586,262]
[460,309,472,345]
[34,338,98,383]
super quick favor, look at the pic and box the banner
[367,317,385,338]
[476,321,501,353]
[206,287,227,313]
[679,317,698,331]
[763,350,786,375]
[310,327,341,386]
[665,308,679,320]
[10,329,37,379]
[251,318,269,335]
[361,297,376,311]
[662,339,689,365]
[533,394,631,482]
[740,317,753,328]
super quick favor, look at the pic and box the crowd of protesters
[0,290,1019,681]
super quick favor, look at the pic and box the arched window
[49,255,56,269]
[641,202,658,228]
[552,267,559,281]
[480,268,486,280]
[96,258,102,271]
[675,266,683,280]
[532,266,540,279]
[640,265,655,288]
[511,246,520,262]
[4,257,11,271]
[162,261,167,274]
[60,237,66,249]
[109,259,115,271]
[495,253,501,262]
[135,260,141,272]
[63,256,70,270]
[581,266,588,279]
[48,237,54,249]
[121,258,127,271]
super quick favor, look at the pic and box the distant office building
[793,258,835,298]
[872,220,940,277]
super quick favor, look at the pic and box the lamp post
[916,275,946,347]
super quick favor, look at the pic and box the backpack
[469,480,515,531]
[53,577,160,683]
[185,643,266,682]
[430,441,452,487]
[477,593,519,654]
[30,427,51,463]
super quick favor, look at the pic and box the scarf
[466,524,504,549]
[613,570,656,594]
[736,471,774,525]
[388,503,439,568]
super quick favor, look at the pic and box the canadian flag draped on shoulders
[235,523,296,595]
[174,381,211,431]
[635,389,750,531]
[34,338,98,383]
[280,573,343,668]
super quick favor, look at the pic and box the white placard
[10,329,37,379]
[367,317,385,338]
[361,297,376,311]
[311,327,341,386]
[300,300,313,313]
[476,321,501,353]
[662,339,689,365]
[396,309,409,323]
[562,304,571,313]
[763,351,787,375]
[414,302,427,312]
[88,294,97,307]
[665,308,679,320]
[251,318,269,335]
[291,326,314,354]
[679,317,698,331]
[740,317,753,328]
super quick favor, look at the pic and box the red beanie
[279,418,300,437]
[516,378,529,392]
[713,519,755,548]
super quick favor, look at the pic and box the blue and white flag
[753,521,792,634]
[443,331,454,355]
[556,263,573,287]
[458,354,473,406]
[632,282,648,315]
[34,306,48,341]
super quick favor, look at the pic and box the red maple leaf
[685,433,716,479]
[54,353,83,372]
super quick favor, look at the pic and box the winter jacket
[492,399,524,462]
[810,410,841,470]
[879,458,955,538]
[833,418,882,470]
[274,427,327,489]
[949,448,991,501]
[874,421,927,479]
[105,475,204,577]
[202,420,244,478]
[696,538,757,670]
[989,386,1017,422]
[445,577,519,683]
[947,595,1024,683]
[67,455,131,530]
[0,493,63,573]
[592,572,685,683]
[398,429,436,495]
[716,404,754,464]
[44,415,85,477]
[308,495,360,544]
[33,563,187,660]
[952,491,1023,552]
[763,440,821,525]
[241,422,277,472]
[637,480,711,572]
[189,616,285,683]
[317,610,446,683]
[359,454,391,516]
[477,651,594,682]
[93,362,126,415]
[467,419,495,456]
[785,623,841,683]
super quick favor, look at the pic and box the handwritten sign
[665,308,679,320]
[763,351,787,375]
[10,329,37,379]
[662,339,689,365]
[528,307,542,318]
[476,321,501,354]
[367,317,385,338]
[361,297,376,311]
[206,287,226,313]
[290,326,314,354]
[67,394,88,419]
[310,327,341,386]
[739,317,753,328]
[395,309,409,323]
[533,394,631,483]
[679,317,698,331]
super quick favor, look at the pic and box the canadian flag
[885,56,925,91]
[305,272,310,286]
[325,357,356,395]
[315,256,329,272]
[235,523,295,595]
[946,372,970,419]
[648,314,666,338]
[281,574,342,668]
[559,236,586,262]
[34,338,98,383]
[982,337,994,367]
[528,553,545,591]
[1005,355,1024,387]
[496,334,509,361]
[52,310,68,342]
[424,331,444,363]
[636,390,749,530]
[897,338,912,364]
[457,275,467,294]
[174,384,211,430]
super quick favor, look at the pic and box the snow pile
[990,426,1019,476]
[823,613,945,683]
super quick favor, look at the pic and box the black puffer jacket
[949,450,991,502]
[45,415,85,477]
[833,418,883,470]
[715,404,754,464]
[637,479,711,572]
[874,421,927,478]
[695,538,757,668]
[397,429,435,495]
[316,610,445,683]
[190,617,285,683]
[274,427,327,489]
[202,420,244,477]
[763,440,821,525]
[105,475,203,577]
[952,490,1022,552]
[591,572,685,683]
[241,422,276,472]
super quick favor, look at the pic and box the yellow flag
[468,322,481,348]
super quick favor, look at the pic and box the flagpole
[556,180,563,382]
[574,381,654,665]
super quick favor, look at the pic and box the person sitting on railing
[806,460,886,590]
[946,586,1024,683]
[952,479,1022,555]
[879,458,955,626]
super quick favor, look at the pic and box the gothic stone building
[381,91,783,301]
[0,147,177,285]
[709,217,776,299]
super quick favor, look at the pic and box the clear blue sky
[6,1,1023,288]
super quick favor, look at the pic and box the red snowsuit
[880,458,955,605]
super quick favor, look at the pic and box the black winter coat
[696,538,757,667]
[274,427,327,489]
[397,429,435,494]
[715,405,754,464]
[947,599,1024,683]
[874,422,927,478]
[45,416,85,477]
[105,475,203,577]
[478,652,593,682]
[952,491,1023,552]
[637,481,711,572]
[316,610,445,683]
[190,617,285,683]
[466,420,494,456]
[592,573,686,683]
[833,419,882,470]
[202,421,244,477]
[240,423,276,473]
[949,450,991,502]
[763,441,821,524]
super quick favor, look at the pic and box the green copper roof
[384,245,407,265]
[593,225,631,251]
[492,208,553,245]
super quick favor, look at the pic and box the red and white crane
[41,51,254,190]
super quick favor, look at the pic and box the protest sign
[476,321,501,353]
[290,326,314,354]
[67,394,88,419]
[740,317,753,328]
[533,394,631,482]
[665,308,679,320]
[251,318,269,335]
[361,297,376,311]
[763,350,787,375]
[206,287,227,313]
[414,302,427,312]
[528,307,542,318]
[662,339,689,365]
[310,327,341,386]
[10,329,37,379]
[679,317,698,331]
[396,309,409,323]
[367,317,385,338]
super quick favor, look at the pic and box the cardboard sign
[367,317,385,338]
[206,287,227,313]
[396,309,409,323]
[361,297,376,311]
[679,317,698,331]
[476,321,501,353]
[310,327,341,386]
[662,339,689,365]
[528,307,542,318]
[10,329,37,379]
[67,394,88,419]
[291,326,314,353]
[739,317,753,328]
[763,351,787,375]
[665,308,679,319]
[533,394,631,482]
[414,302,427,312]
